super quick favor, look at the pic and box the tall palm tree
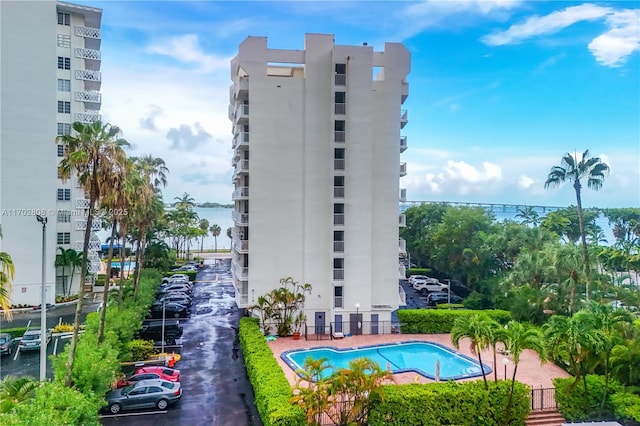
[451,314,494,389]
[515,206,540,227]
[0,375,38,413]
[54,247,71,296]
[544,150,609,300]
[0,227,15,320]
[57,120,129,387]
[198,219,209,252]
[209,224,221,252]
[65,249,83,298]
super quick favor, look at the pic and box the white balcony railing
[75,90,101,103]
[232,211,249,225]
[232,186,249,200]
[399,285,407,306]
[400,188,407,202]
[75,112,101,123]
[234,239,249,253]
[75,219,101,231]
[75,26,100,39]
[400,136,407,153]
[401,109,408,128]
[401,80,409,104]
[233,132,249,149]
[399,238,407,254]
[76,198,90,209]
[400,162,407,177]
[399,214,406,227]
[75,69,101,82]
[75,240,101,251]
[74,47,101,60]
[232,260,248,279]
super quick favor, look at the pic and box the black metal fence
[304,321,404,340]
[531,387,557,411]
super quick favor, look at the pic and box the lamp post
[445,279,451,305]
[502,357,510,380]
[36,215,47,381]
[355,303,361,335]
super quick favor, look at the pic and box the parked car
[137,320,183,345]
[156,294,192,308]
[149,302,189,319]
[158,283,192,294]
[414,280,449,293]
[161,274,191,285]
[104,379,182,414]
[171,265,197,273]
[0,333,15,356]
[426,292,462,306]
[116,367,181,388]
[408,275,428,285]
[18,329,52,352]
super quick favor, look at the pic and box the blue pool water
[282,341,491,381]
[110,261,136,270]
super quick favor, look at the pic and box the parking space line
[100,410,167,418]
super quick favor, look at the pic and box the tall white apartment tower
[0,1,103,306]
[229,34,410,335]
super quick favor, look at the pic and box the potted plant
[292,311,306,340]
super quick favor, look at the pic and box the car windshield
[23,333,40,341]
[0,337,8,343]
[121,384,136,395]
[160,382,176,389]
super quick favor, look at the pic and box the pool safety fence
[531,387,557,411]
[304,321,404,340]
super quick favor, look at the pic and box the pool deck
[268,333,569,388]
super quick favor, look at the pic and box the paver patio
[268,333,569,388]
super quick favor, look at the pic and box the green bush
[610,392,640,423]
[553,375,624,421]
[368,380,530,426]
[123,339,155,362]
[239,317,305,426]
[406,268,432,277]
[397,309,511,334]
[436,304,465,310]
[0,327,28,338]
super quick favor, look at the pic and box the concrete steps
[526,410,566,426]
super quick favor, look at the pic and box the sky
[78,0,639,208]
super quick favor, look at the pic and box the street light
[36,215,47,382]
[355,303,361,335]
[502,357,510,380]
[445,279,451,305]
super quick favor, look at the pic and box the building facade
[229,34,410,335]
[0,1,103,306]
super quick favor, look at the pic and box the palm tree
[0,375,38,413]
[544,150,610,300]
[515,206,540,227]
[65,249,83,298]
[54,247,71,296]
[451,314,494,389]
[198,219,209,252]
[209,224,221,252]
[57,120,129,387]
[501,321,546,415]
[0,226,15,320]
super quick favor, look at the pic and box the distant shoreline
[164,204,233,209]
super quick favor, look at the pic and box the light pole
[445,279,451,305]
[355,303,360,335]
[502,357,510,380]
[36,215,47,382]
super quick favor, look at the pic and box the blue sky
[79,1,639,208]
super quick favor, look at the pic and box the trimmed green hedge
[406,268,432,277]
[0,327,28,338]
[368,380,530,426]
[163,270,197,282]
[397,309,511,334]
[238,317,306,426]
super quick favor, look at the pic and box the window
[334,204,344,225]
[333,231,344,253]
[57,144,65,157]
[57,79,71,92]
[335,64,346,86]
[334,120,345,142]
[57,188,71,201]
[57,101,71,114]
[57,210,71,223]
[57,123,71,135]
[57,34,71,48]
[57,232,71,245]
[334,286,343,308]
[334,176,345,198]
[333,258,344,280]
[57,57,70,70]
[335,92,346,114]
[334,148,345,171]
[57,12,70,26]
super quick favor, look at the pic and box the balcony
[399,188,407,202]
[334,102,346,115]
[75,111,101,123]
[232,132,249,150]
[234,76,249,100]
[401,80,409,104]
[400,162,407,177]
[399,285,407,306]
[76,198,89,209]
[234,239,249,253]
[401,109,408,128]
[75,218,101,231]
[234,104,249,124]
[232,211,249,225]
[232,260,248,280]
[74,240,101,252]
[399,263,406,280]
[74,47,101,61]
[400,136,407,153]
[399,214,406,227]
[334,159,345,171]
[75,25,100,39]
[399,238,407,254]
[233,160,249,179]
[75,69,101,82]
[232,186,249,200]
[334,74,346,86]
[333,213,344,226]
[333,241,344,253]
[75,90,101,104]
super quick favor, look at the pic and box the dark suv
[138,320,183,345]
[426,292,463,306]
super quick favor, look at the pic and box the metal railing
[531,387,557,411]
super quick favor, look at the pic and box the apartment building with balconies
[0,1,103,305]
[229,34,410,335]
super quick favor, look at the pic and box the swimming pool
[281,341,491,381]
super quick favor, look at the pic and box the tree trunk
[64,197,95,387]
[477,351,488,390]
[117,229,127,309]
[504,363,519,426]
[97,218,117,343]
[574,181,591,299]
[133,227,146,300]
[492,345,498,383]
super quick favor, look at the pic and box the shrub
[610,392,640,424]
[239,317,305,426]
[0,327,28,338]
[52,323,74,333]
[397,309,511,334]
[553,375,624,421]
[368,380,530,426]
[406,268,432,277]
[123,339,154,362]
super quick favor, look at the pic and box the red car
[116,366,181,388]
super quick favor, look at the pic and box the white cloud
[517,175,535,189]
[147,34,231,73]
[588,9,640,67]
[482,4,640,67]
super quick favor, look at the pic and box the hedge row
[163,270,197,281]
[238,317,306,426]
[369,380,530,426]
[397,309,511,334]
